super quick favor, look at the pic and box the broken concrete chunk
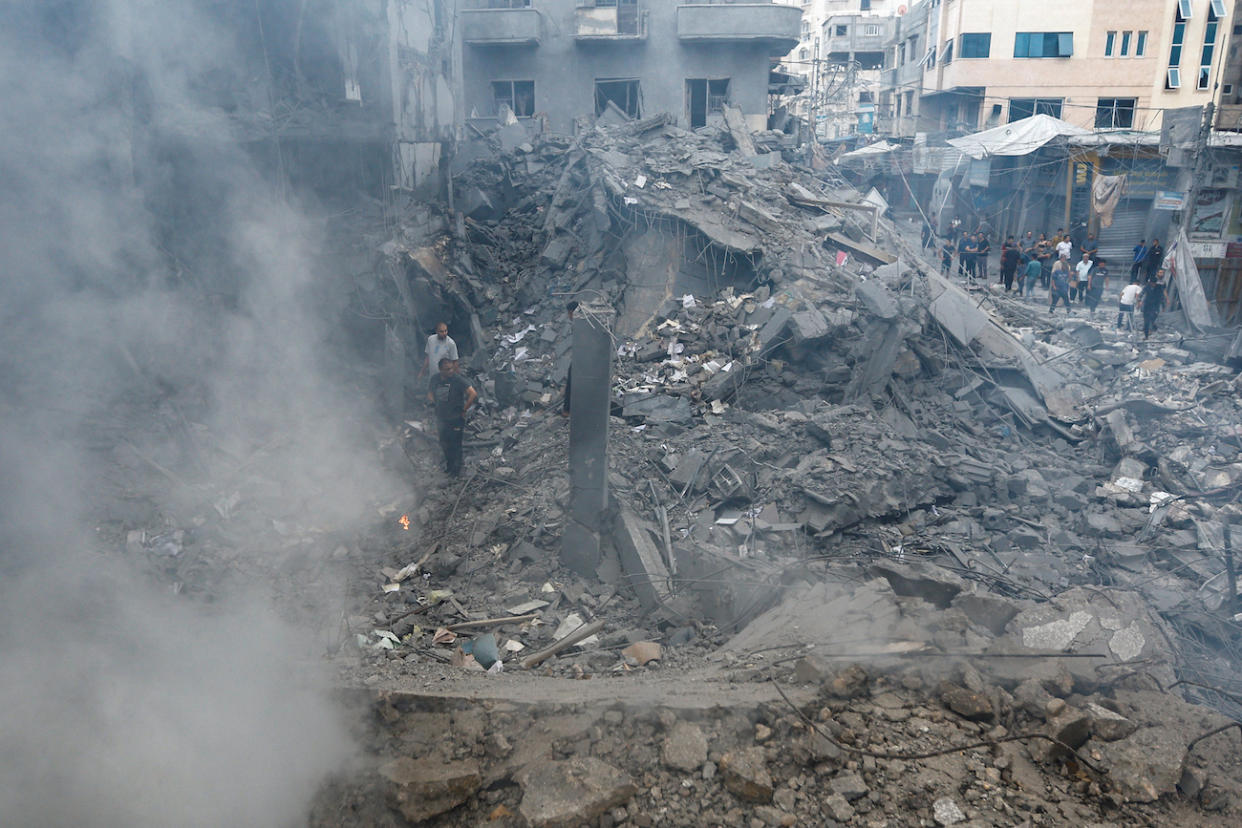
[613,508,672,611]
[661,722,708,772]
[1085,702,1138,742]
[826,664,870,699]
[854,278,898,320]
[823,793,855,822]
[719,747,774,802]
[869,560,964,608]
[932,797,966,825]
[515,757,637,828]
[830,770,869,802]
[378,757,481,823]
[938,682,994,722]
[1089,727,1188,803]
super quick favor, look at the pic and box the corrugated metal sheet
[1097,204,1149,266]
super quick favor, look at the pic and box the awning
[947,114,1091,159]
[835,141,899,163]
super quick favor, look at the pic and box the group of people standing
[931,221,1171,339]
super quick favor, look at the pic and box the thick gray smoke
[0,1,399,823]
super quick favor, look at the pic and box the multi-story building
[459,0,801,134]
[821,12,898,136]
[776,0,904,137]
[900,0,1235,134]
[877,0,939,137]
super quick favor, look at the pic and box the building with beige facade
[884,0,1234,135]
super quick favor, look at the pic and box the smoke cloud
[0,1,399,823]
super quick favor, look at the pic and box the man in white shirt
[1073,252,1093,303]
[1056,237,1073,262]
[421,322,459,378]
[1117,279,1142,330]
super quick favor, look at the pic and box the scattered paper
[634,174,647,188]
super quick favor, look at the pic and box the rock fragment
[378,757,481,823]
[719,747,774,802]
[515,757,637,828]
[661,722,708,772]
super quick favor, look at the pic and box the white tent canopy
[835,141,899,163]
[947,114,1091,159]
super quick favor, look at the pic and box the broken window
[1096,97,1136,129]
[492,80,535,117]
[685,78,730,129]
[595,78,641,119]
[1008,97,1062,121]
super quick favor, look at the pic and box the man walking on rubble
[1117,276,1141,331]
[1140,268,1169,340]
[1021,253,1042,298]
[1049,258,1073,314]
[420,321,458,379]
[428,357,477,477]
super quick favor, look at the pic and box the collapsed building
[297,107,1242,825]
[13,2,1242,826]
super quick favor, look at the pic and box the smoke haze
[0,1,398,823]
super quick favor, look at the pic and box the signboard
[1103,157,1177,199]
[1154,190,1187,210]
[1160,105,1203,152]
[1226,242,1242,258]
[1190,188,1232,237]
[1191,242,1228,258]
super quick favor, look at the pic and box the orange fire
[398,514,410,531]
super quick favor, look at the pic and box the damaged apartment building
[458,0,800,132]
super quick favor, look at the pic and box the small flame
[398,514,410,531]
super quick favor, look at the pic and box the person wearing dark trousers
[940,237,954,275]
[1049,260,1072,313]
[975,234,991,280]
[956,231,971,277]
[428,357,477,476]
[1146,238,1163,280]
[1000,236,1020,291]
[1085,259,1108,319]
[963,234,979,279]
[1117,279,1141,330]
[1141,268,1169,340]
[1130,239,1149,282]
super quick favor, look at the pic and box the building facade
[459,0,800,135]
[776,0,904,137]
[888,0,1236,135]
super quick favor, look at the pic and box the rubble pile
[320,114,1242,825]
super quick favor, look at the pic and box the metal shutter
[1096,203,1150,265]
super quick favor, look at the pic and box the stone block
[516,757,637,828]
[379,757,481,823]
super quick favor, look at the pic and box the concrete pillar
[561,305,614,576]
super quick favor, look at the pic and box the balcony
[676,2,801,54]
[575,3,648,41]
[461,3,541,47]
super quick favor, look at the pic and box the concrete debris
[515,757,637,828]
[378,757,481,823]
[294,107,1242,827]
[932,797,967,825]
[719,747,774,802]
[1088,727,1189,803]
[661,722,708,773]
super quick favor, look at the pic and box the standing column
[561,304,614,576]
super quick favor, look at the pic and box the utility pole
[1181,100,1216,238]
